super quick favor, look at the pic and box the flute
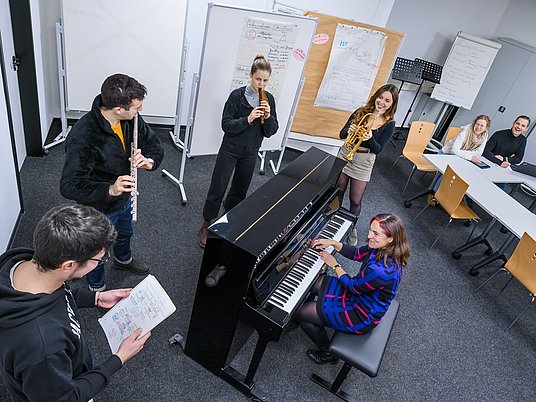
[131,113,139,222]
[258,88,266,125]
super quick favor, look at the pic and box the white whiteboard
[189,3,317,156]
[0,65,21,252]
[61,0,187,117]
[431,32,501,110]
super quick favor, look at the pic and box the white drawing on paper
[231,17,299,100]
[315,24,386,112]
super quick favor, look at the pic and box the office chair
[387,121,436,192]
[472,232,536,332]
[411,164,480,248]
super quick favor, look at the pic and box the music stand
[415,58,442,84]
[391,58,424,140]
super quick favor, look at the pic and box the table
[424,154,536,275]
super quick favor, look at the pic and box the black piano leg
[221,336,270,401]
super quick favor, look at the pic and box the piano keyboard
[266,213,353,314]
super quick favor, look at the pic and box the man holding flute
[60,73,164,291]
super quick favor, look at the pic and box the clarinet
[131,113,139,222]
[258,88,266,125]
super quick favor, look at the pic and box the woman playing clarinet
[198,55,279,285]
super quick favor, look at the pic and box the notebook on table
[511,162,536,178]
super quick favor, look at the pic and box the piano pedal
[168,333,186,350]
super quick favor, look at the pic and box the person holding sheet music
[198,55,279,260]
[60,74,164,292]
[296,213,409,364]
[337,84,399,246]
[0,204,151,402]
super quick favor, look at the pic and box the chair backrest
[434,165,469,215]
[505,232,536,294]
[443,127,462,145]
[403,121,436,154]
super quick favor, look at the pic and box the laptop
[511,161,536,178]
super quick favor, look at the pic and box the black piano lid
[209,147,346,258]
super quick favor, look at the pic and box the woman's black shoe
[306,348,338,365]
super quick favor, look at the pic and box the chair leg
[430,218,452,249]
[410,203,430,224]
[472,267,507,296]
[466,220,479,243]
[498,274,514,296]
[402,166,417,193]
[505,296,535,332]
[386,155,404,175]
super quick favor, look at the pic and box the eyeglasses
[86,249,111,264]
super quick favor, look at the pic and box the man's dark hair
[515,115,531,125]
[32,204,117,271]
[100,73,147,110]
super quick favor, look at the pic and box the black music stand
[415,58,442,84]
[391,58,424,141]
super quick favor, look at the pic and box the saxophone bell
[342,112,377,162]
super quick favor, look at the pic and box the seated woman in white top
[431,114,491,196]
[441,114,491,163]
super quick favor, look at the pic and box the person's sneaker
[427,194,438,207]
[205,264,227,287]
[88,284,106,292]
[347,228,358,246]
[306,348,339,365]
[113,259,149,275]
[198,219,211,248]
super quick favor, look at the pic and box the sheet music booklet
[98,274,176,353]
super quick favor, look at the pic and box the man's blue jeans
[86,199,133,289]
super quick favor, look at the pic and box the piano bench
[310,299,399,402]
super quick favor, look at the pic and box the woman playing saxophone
[337,84,399,246]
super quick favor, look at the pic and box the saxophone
[342,112,377,162]
[131,113,139,222]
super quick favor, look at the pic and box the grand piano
[184,147,355,400]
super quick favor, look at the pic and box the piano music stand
[391,58,424,141]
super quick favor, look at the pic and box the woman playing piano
[198,54,279,251]
[296,213,409,364]
[337,85,399,246]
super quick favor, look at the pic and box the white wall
[493,0,536,48]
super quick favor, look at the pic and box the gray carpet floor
[2,125,536,401]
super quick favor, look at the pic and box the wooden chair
[428,126,461,152]
[472,232,536,331]
[411,164,480,248]
[387,121,436,193]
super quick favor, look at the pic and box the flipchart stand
[48,21,186,155]
[44,22,71,153]
[167,40,190,151]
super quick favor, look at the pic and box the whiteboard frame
[60,0,188,119]
[430,31,501,110]
[188,2,317,157]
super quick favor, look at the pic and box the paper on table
[98,275,176,353]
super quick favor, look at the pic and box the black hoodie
[0,248,122,401]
